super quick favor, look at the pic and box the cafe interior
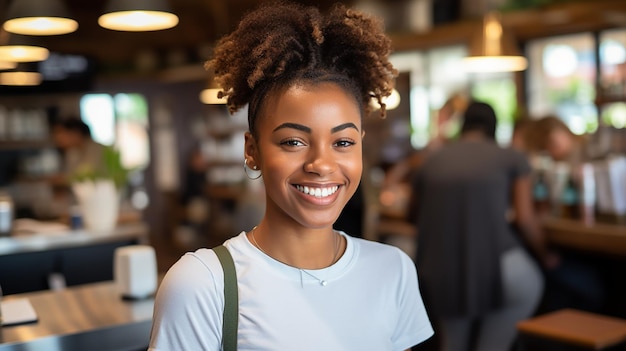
[0,0,626,350]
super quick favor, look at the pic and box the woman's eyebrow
[272,122,359,134]
[331,122,359,133]
[273,122,310,133]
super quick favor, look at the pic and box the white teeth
[296,185,339,198]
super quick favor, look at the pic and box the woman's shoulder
[157,248,224,300]
[350,236,414,265]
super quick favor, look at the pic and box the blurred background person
[510,117,534,152]
[525,115,588,164]
[383,92,469,190]
[51,117,107,187]
[175,144,211,248]
[522,114,595,220]
[520,114,607,316]
[41,117,109,220]
[379,93,468,231]
[408,101,558,351]
[427,92,469,153]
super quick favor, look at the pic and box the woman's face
[547,128,574,161]
[246,82,364,230]
[52,127,77,149]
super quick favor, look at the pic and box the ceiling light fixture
[0,61,17,70]
[0,63,42,86]
[98,0,179,32]
[200,88,227,105]
[0,33,50,62]
[2,0,78,35]
[462,11,528,73]
[0,71,42,85]
[370,89,401,111]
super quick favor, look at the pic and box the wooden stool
[517,309,626,350]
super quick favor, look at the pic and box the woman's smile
[292,183,342,206]
[294,184,339,198]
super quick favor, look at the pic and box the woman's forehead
[264,84,360,119]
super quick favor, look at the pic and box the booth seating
[517,309,626,350]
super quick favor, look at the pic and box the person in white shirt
[149,2,433,350]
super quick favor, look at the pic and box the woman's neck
[249,221,344,269]
[460,130,490,142]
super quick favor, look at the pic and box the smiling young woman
[244,82,364,269]
[149,2,433,350]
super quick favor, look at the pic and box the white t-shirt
[149,232,433,351]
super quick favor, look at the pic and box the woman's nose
[303,147,337,176]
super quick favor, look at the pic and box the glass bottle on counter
[0,189,13,237]
[0,283,3,326]
[532,170,551,216]
[578,162,596,226]
[559,176,580,219]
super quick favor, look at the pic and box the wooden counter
[0,223,149,295]
[542,217,626,257]
[374,206,626,257]
[0,222,149,256]
[0,281,153,351]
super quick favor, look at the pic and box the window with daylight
[80,93,150,170]
[526,33,598,135]
[398,45,519,148]
[599,28,626,130]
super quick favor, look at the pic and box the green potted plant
[71,145,129,233]
[71,145,128,188]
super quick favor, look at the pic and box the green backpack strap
[213,245,238,351]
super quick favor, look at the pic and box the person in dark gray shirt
[408,101,559,351]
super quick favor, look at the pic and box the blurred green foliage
[71,145,129,189]
[499,0,579,11]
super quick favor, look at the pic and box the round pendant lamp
[0,63,42,86]
[462,11,528,73]
[2,0,78,35]
[200,88,227,105]
[0,60,17,70]
[370,89,401,111]
[99,0,179,32]
[0,33,49,62]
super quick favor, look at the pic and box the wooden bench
[517,309,626,350]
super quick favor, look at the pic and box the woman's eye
[335,139,356,148]
[280,139,304,147]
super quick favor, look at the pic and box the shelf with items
[0,105,59,181]
[206,125,248,140]
[595,95,626,106]
[595,60,626,153]
[200,105,248,185]
[0,140,54,151]
[0,106,51,144]
[206,184,244,201]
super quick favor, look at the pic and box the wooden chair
[517,309,626,350]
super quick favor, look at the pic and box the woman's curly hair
[205,1,397,136]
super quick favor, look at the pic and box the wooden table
[0,281,153,351]
[517,309,626,350]
[542,217,626,257]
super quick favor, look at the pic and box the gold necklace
[249,227,341,286]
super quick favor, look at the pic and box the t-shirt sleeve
[508,148,532,179]
[392,250,434,350]
[148,251,225,351]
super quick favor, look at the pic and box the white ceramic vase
[72,179,119,233]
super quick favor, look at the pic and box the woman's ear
[244,131,259,169]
